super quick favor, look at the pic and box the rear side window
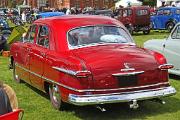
[157,10,163,15]
[176,9,180,14]
[163,10,171,15]
[136,9,148,16]
[123,9,132,17]
[36,25,50,48]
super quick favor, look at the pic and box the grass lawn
[0,31,180,120]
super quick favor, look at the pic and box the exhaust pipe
[96,105,106,112]
[129,100,139,109]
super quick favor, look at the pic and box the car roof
[34,15,124,30]
[125,6,150,9]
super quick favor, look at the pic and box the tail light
[75,71,92,78]
[153,51,167,64]
[159,64,174,70]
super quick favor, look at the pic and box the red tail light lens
[75,71,92,78]
[159,64,174,70]
[153,51,167,64]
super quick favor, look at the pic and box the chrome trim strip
[52,66,91,77]
[68,86,176,106]
[52,66,77,76]
[15,63,170,93]
[120,68,135,72]
[112,71,144,76]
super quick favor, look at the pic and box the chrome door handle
[163,44,165,48]
[40,52,46,57]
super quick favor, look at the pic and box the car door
[29,25,49,90]
[163,25,180,71]
[16,25,37,84]
[154,9,164,29]
[161,9,172,28]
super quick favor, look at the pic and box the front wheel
[49,84,66,110]
[143,30,150,35]
[166,22,175,32]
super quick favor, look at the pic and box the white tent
[115,0,142,8]
[157,0,180,7]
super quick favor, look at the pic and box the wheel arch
[165,18,176,27]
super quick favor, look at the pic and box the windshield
[68,26,133,48]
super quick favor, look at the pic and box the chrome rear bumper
[68,86,176,106]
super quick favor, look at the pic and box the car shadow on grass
[69,96,180,120]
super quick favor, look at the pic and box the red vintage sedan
[9,15,176,110]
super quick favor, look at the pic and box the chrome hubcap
[52,85,60,103]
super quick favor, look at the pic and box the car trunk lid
[72,44,162,90]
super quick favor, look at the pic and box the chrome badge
[121,63,135,72]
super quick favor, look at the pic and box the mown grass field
[0,31,180,120]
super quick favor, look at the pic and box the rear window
[136,9,148,16]
[68,26,133,48]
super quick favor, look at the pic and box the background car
[83,9,114,18]
[144,22,180,76]
[9,15,176,110]
[116,6,150,35]
[151,7,180,32]
[0,18,10,31]
[36,12,65,19]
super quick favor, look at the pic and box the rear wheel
[13,62,21,83]
[166,22,175,32]
[143,29,150,35]
[49,84,66,110]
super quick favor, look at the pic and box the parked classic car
[151,7,180,32]
[116,6,151,34]
[144,22,180,76]
[82,9,114,18]
[9,15,176,110]
[36,12,65,19]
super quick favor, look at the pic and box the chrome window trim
[15,63,170,93]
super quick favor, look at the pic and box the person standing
[21,11,26,23]
[0,81,12,115]
[0,80,18,115]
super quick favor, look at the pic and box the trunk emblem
[121,63,135,72]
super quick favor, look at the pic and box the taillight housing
[159,64,174,70]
